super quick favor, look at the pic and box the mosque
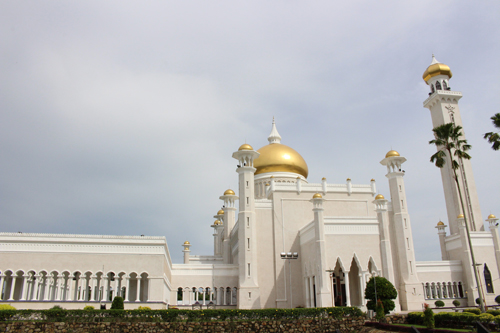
[0,57,499,311]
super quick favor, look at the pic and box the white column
[135,278,141,302]
[8,275,18,301]
[68,276,74,301]
[55,276,62,301]
[202,289,206,305]
[114,278,119,299]
[308,277,314,307]
[44,277,51,301]
[21,274,29,301]
[103,277,109,302]
[90,276,97,301]
[344,271,351,306]
[79,277,86,301]
[145,278,149,302]
[0,275,5,300]
[125,277,130,302]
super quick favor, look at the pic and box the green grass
[393,323,474,332]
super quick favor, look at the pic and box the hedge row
[407,311,500,328]
[0,306,363,323]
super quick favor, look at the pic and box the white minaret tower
[232,143,261,309]
[373,194,395,284]
[423,55,483,234]
[435,221,449,260]
[220,189,238,264]
[380,150,423,310]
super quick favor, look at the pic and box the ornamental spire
[430,54,439,65]
[268,117,281,144]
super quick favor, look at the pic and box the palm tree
[484,113,500,151]
[429,122,485,312]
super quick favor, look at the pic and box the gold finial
[224,189,235,195]
[238,143,253,151]
[385,150,400,158]
[375,194,384,200]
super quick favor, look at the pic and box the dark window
[443,80,448,90]
[485,264,494,293]
[435,81,442,90]
[431,84,435,93]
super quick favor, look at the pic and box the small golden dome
[371,179,375,182]
[214,220,221,225]
[488,214,497,219]
[385,150,400,158]
[313,193,322,199]
[254,143,308,178]
[224,189,235,195]
[457,214,464,219]
[322,177,326,180]
[437,221,445,226]
[184,241,190,245]
[423,62,452,82]
[346,178,351,181]
[238,143,253,151]
[217,209,224,215]
[375,194,385,200]
[265,183,270,186]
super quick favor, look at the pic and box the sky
[1,1,499,264]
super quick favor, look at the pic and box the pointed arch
[435,81,442,90]
[484,264,494,293]
[367,256,379,275]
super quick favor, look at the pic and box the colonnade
[0,270,150,303]
[177,287,237,306]
[423,281,465,300]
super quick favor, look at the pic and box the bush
[434,300,445,307]
[487,309,500,316]
[111,296,124,310]
[407,312,424,325]
[478,313,494,323]
[50,305,64,310]
[423,304,434,329]
[463,308,481,315]
[495,295,500,305]
[137,306,151,310]
[83,305,95,310]
[364,277,397,314]
[0,304,16,310]
[452,300,460,307]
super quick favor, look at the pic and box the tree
[495,295,500,305]
[423,303,435,329]
[452,300,461,307]
[484,113,500,151]
[364,276,397,314]
[435,300,445,307]
[429,122,485,312]
[375,299,385,320]
[111,296,124,310]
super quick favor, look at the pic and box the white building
[1,57,498,311]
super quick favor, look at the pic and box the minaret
[232,143,261,309]
[373,194,395,284]
[182,241,191,264]
[423,55,483,234]
[311,193,331,307]
[435,221,449,260]
[212,210,225,257]
[219,189,238,264]
[380,150,422,310]
[486,214,500,276]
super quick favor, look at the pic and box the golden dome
[217,209,225,215]
[254,143,308,178]
[214,220,221,225]
[423,62,452,82]
[238,143,253,151]
[375,194,385,200]
[488,214,497,219]
[346,178,351,181]
[183,241,190,245]
[313,193,322,199]
[224,189,235,195]
[437,221,445,226]
[457,214,464,219]
[371,179,375,182]
[322,177,326,180]
[385,150,400,158]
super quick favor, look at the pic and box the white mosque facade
[1,58,499,311]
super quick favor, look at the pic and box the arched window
[458,282,464,298]
[177,287,183,301]
[431,84,435,93]
[443,80,448,90]
[484,264,494,293]
[435,81,442,90]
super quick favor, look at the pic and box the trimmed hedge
[408,310,499,329]
[0,306,363,323]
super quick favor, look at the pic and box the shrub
[364,277,398,314]
[478,313,494,323]
[434,300,445,307]
[375,299,385,320]
[423,304,434,329]
[495,295,500,305]
[138,306,151,310]
[83,305,95,310]
[452,300,460,307]
[487,309,500,316]
[50,305,64,310]
[0,304,16,310]
[407,312,424,325]
[111,296,124,310]
[463,308,481,315]
[476,297,481,305]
